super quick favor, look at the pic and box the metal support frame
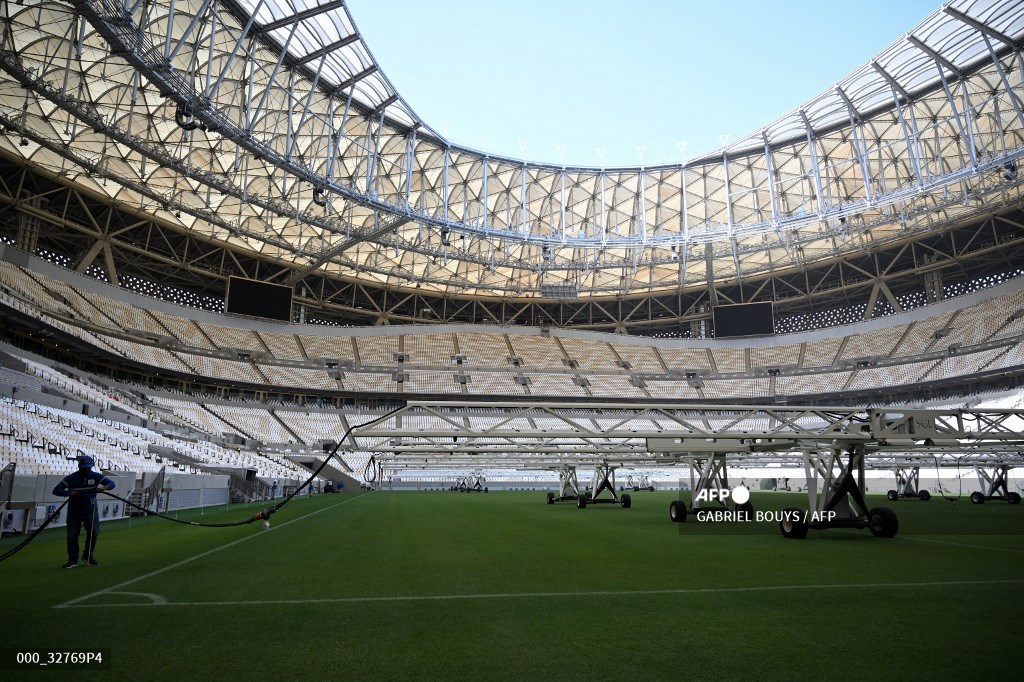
[453,473,487,493]
[546,466,580,504]
[789,444,898,538]
[590,463,618,502]
[576,462,630,508]
[803,446,864,522]
[897,465,920,497]
[887,465,930,501]
[772,477,792,491]
[666,453,753,523]
[355,404,1024,482]
[970,464,1021,503]
[0,137,1023,332]
[623,472,655,492]
[0,462,15,512]
[688,454,731,511]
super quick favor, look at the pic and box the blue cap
[77,455,94,468]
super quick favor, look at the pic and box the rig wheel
[970,491,986,505]
[669,500,687,522]
[868,506,899,538]
[918,490,931,501]
[1008,492,1022,505]
[546,492,555,505]
[576,495,588,509]
[621,493,632,509]
[780,507,808,539]
[886,490,898,501]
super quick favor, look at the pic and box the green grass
[1,490,1023,680]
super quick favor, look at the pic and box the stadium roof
[227,0,1024,161]
[0,0,1023,300]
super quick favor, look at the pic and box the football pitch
[1,490,1023,679]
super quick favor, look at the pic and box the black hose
[934,455,963,503]
[0,406,403,558]
[0,499,68,562]
[363,455,378,484]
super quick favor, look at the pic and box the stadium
[1,0,1023,677]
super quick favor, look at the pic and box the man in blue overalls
[52,455,115,568]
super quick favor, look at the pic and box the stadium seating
[2,258,1024,410]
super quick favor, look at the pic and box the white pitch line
[54,492,371,610]
[900,536,1024,554]
[55,578,1024,609]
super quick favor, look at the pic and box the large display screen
[712,302,775,338]
[225,277,293,322]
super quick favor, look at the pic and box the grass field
[2,489,1023,679]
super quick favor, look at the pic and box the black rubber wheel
[918,490,931,501]
[780,507,808,539]
[1008,492,1022,505]
[648,486,655,492]
[546,492,555,505]
[868,506,899,538]
[484,487,488,493]
[669,499,687,523]
[576,495,588,509]
[735,500,755,521]
[585,492,593,501]
[621,493,632,509]
[618,486,623,492]
[886,490,898,501]
[633,486,640,492]
[970,491,985,505]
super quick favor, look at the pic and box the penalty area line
[56,578,1024,609]
[53,492,372,610]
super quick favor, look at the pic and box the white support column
[404,128,416,209]
[560,168,566,240]
[762,134,780,224]
[836,86,873,204]
[799,111,826,215]
[479,156,488,230]
[443,146,450,224]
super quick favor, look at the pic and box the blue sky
[347,0,940,168]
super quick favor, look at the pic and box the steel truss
[3,151,1024,334]
[360,401,1024,535]
[0,0,1022,301]
[356,402,1024,468]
